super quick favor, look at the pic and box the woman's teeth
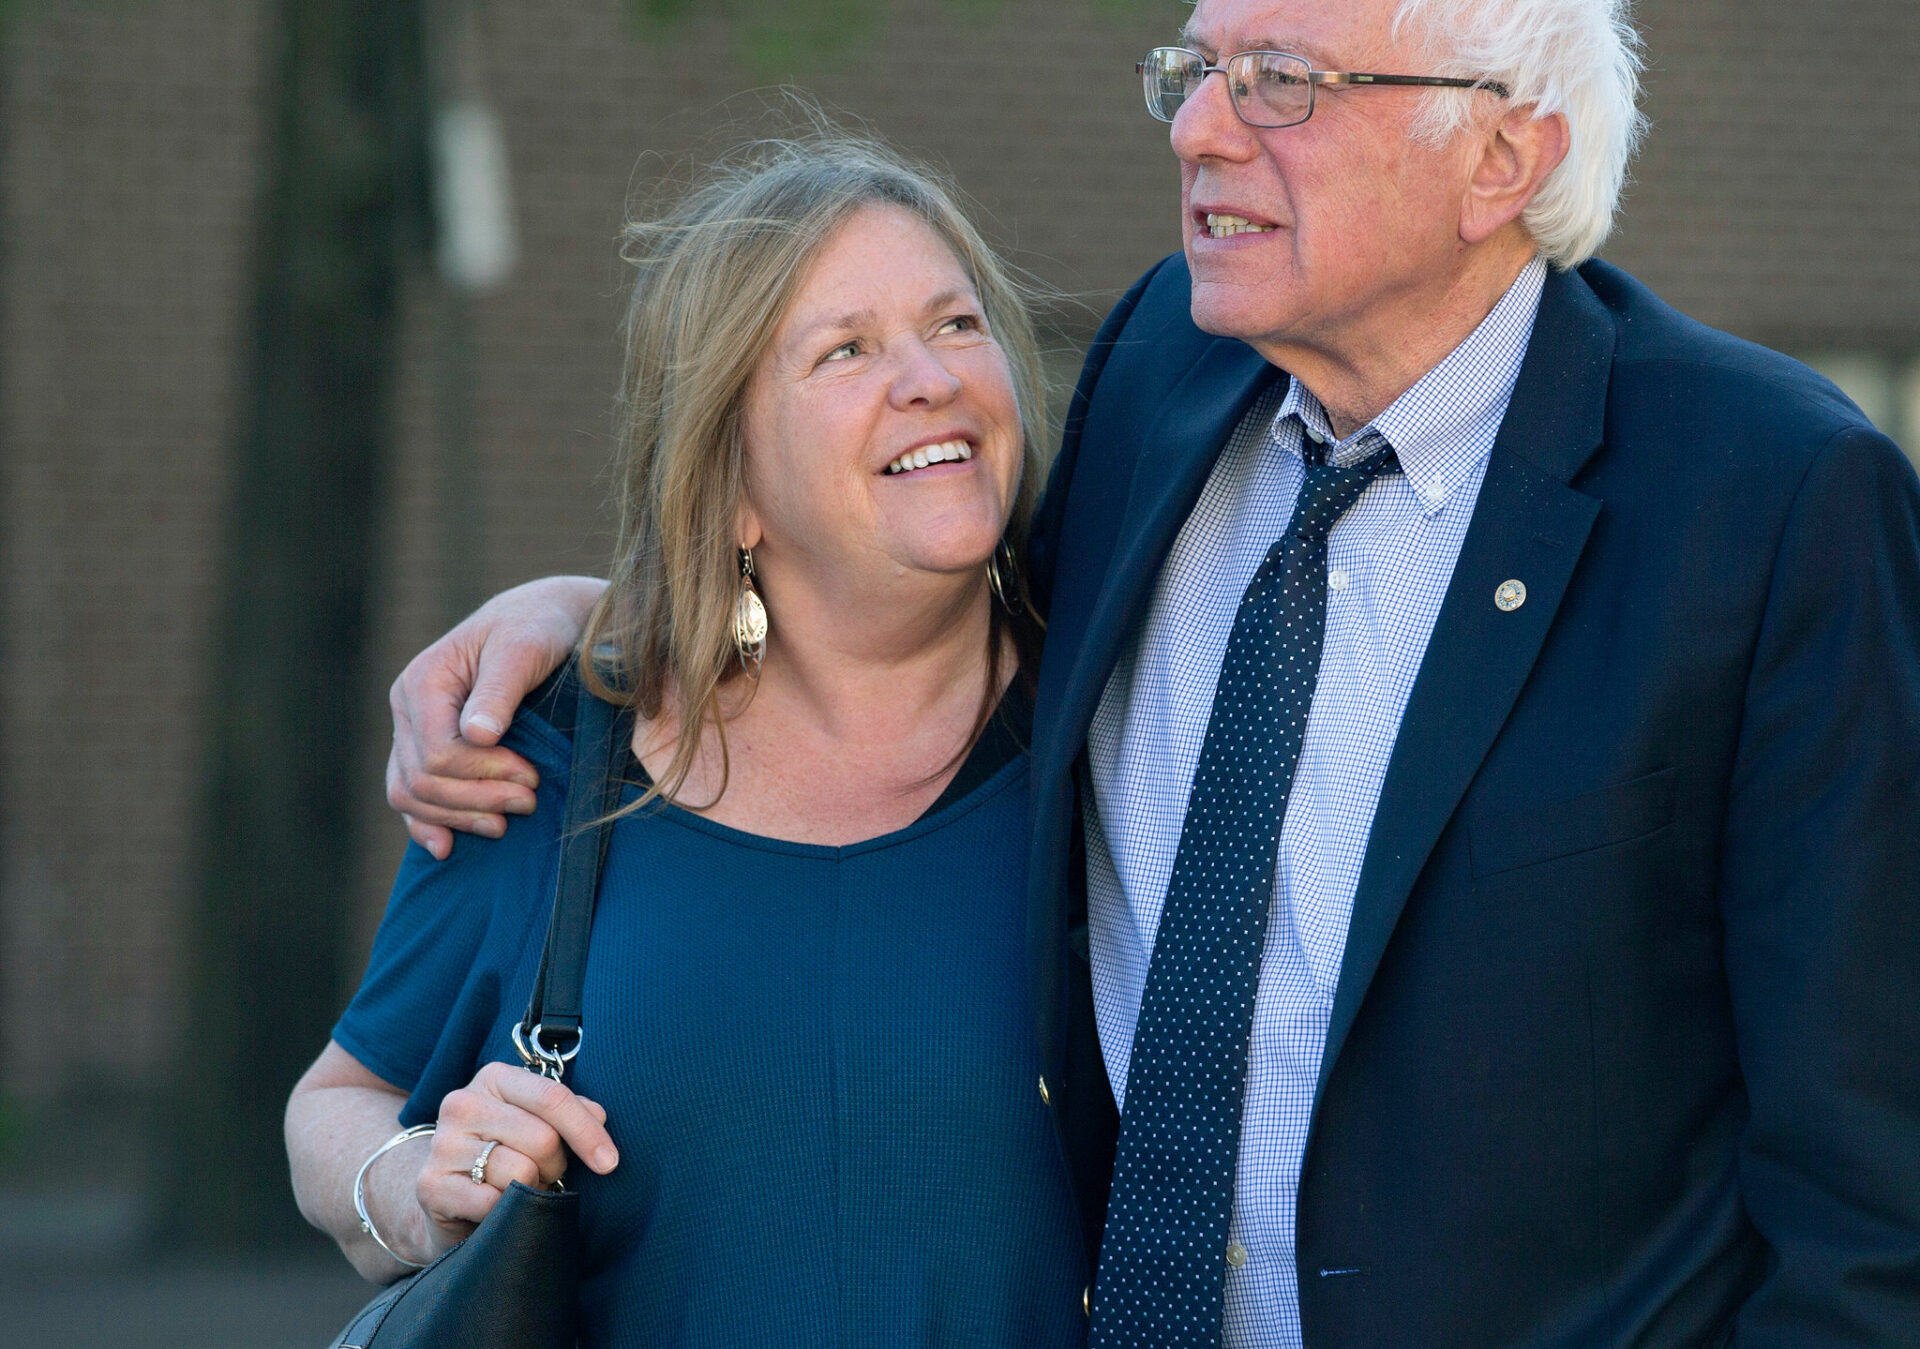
[885,440,973,475]
[1205,212,1275,238]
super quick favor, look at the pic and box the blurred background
[0,0,1914,1343]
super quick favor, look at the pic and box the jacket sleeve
[1721,424,1920,1344]
[1025,255,1172,618]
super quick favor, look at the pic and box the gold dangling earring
[985,537,1025,616]
[733,547,768,676]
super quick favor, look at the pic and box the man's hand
[386,576,607,858]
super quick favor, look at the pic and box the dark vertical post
[176,0,429,1244]
[0,3,14,1171]
[433,285,486,625]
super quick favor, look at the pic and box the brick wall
[1,0,266,1105]
[1608,0,1920,351]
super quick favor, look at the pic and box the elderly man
[386,0,1920,1343]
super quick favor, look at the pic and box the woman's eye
[821,340,860,363]
[937,315,980,336]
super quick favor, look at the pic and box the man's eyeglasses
[1138,46,1511,129]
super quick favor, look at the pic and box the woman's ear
[734,497,763,553]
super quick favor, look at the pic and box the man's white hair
[1392,0,1646,267]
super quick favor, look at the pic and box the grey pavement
[0,1256,375,1348]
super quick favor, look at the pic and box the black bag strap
[512,672,627,1081]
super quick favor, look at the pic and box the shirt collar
[1271,255,1548,515]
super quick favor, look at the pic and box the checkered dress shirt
[1084,256,1548,1348]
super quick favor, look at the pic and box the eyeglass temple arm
[1310,71,1510,97]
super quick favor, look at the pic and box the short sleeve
[332,710,575,1121]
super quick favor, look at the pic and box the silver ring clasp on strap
[511,1021,581,1082]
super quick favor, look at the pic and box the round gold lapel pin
[1494,579,1527,612]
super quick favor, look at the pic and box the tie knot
[1289,434,1397,543]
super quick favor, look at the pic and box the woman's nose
[889,340,963,409]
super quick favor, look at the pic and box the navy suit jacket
[1024,254,1920,1347]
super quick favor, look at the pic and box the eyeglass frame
[1137,46,1511,129]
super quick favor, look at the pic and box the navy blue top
[334,695,1088,1347]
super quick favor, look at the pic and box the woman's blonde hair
[580,129,1050,803]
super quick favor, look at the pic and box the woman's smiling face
[736,203,1023,595]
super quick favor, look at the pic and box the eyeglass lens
[1141,47,1314,128]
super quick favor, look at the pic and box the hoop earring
[733,547,768,675]
[985,537,1025,616]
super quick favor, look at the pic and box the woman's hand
[386,575,608,858]
[289,1044,621,1280]
[416,1061,621,1257]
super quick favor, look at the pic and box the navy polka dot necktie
[1090,430,1399,1348]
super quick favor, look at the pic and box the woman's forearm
[286,1050,434,1282]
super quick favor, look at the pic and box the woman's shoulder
[501,665,586,778]
[379,667,588,895]
[333,669,589,1091]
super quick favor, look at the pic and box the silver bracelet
[353,1123,437,1270]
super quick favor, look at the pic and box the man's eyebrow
[1175,24,1334,65]
[1175,21,1214,55]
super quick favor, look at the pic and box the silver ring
[470,1139,501,1187]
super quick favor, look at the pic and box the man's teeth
[1205,212,1275,238]
[885,440,974,475]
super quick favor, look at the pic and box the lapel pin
[1494,579,1527,612]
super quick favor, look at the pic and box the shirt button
[1328,568,1350,592]
[1037,1075,1051,1106]
[1305,427,1326,445]
[1226,1242,1249,1268]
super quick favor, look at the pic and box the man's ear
[1460,106,1570,245]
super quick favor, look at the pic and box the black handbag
[329,677,626,1348]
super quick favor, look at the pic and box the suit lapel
[1046,339,1280,774]
[1027,333,1275,1216]
[1315,266,1618,1103]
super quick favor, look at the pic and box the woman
[286,134,1087,1345]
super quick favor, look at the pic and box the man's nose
[889,340,963,408]
[1169,69,1255,163]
